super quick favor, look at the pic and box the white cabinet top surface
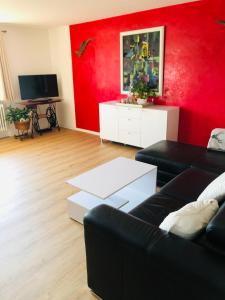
[100,101,179,111]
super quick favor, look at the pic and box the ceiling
[0,0,198,27]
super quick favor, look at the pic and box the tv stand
[19,99,62,135]
[30,98,54,102]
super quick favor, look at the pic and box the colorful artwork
[120,27,164,95]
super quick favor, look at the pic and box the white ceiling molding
[0,0,198,27]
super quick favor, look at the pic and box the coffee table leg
[116,169,157,213]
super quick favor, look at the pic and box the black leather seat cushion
[192,149,225,175]
[130,192,187,226]
[130,168,217,226]
[161,167,218,203]
[135,140,205,175]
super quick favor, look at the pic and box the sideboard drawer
[118,107,141,119]
[118,130,141,147]
[118,117,140,131]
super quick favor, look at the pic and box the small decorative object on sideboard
[137,98,147,105]
[6,106,33,140]
[117,78,157,107]
[131,77,156,104]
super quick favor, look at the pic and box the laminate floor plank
[0,129,137,300]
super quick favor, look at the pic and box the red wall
[70,0,225,146]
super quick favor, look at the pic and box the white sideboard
[99,101,179,148]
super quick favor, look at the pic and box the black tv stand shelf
[18,99,62,136]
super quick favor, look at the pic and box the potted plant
[6,106,32,131]
[131,78,156,105]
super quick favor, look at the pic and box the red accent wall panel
[70,0,225,146]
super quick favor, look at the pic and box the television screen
[18,74,59,100]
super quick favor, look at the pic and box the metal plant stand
[14,129,33,141]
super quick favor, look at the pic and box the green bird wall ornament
[217,20,225,26]
[76,38,93,57]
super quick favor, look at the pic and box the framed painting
[120,26,164,95]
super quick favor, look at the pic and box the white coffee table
[66,157,157,224]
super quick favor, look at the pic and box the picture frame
[120,26,165,95]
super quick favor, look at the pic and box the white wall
[48,26,76,130]
[0,24,76,130]
[0,25,52,100]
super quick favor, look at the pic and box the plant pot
[137,98,147,105]
[14,120,30,131]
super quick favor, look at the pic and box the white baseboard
[75,127,100,136]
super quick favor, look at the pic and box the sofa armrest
[84,205,225,300]
[84,204,165,300]
[84,203,166,249]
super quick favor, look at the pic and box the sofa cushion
[207,128,225,152]
[129,192,186,226]
[160,168,218,203]
[159,199,219,240]
[192,149,225,174]
[135,140,205,175]
[197,172,225,203]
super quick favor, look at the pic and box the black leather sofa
[135,140,225,186]
[84,140,225,300]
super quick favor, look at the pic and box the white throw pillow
[207,128,225,152]
[197,172,225,203]
[159,199,219,239]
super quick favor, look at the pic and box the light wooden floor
[0,129,137,300]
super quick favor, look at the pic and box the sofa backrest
[206,200,225,249]
[195,198,225,256]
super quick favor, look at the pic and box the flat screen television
[18,74,59,100]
